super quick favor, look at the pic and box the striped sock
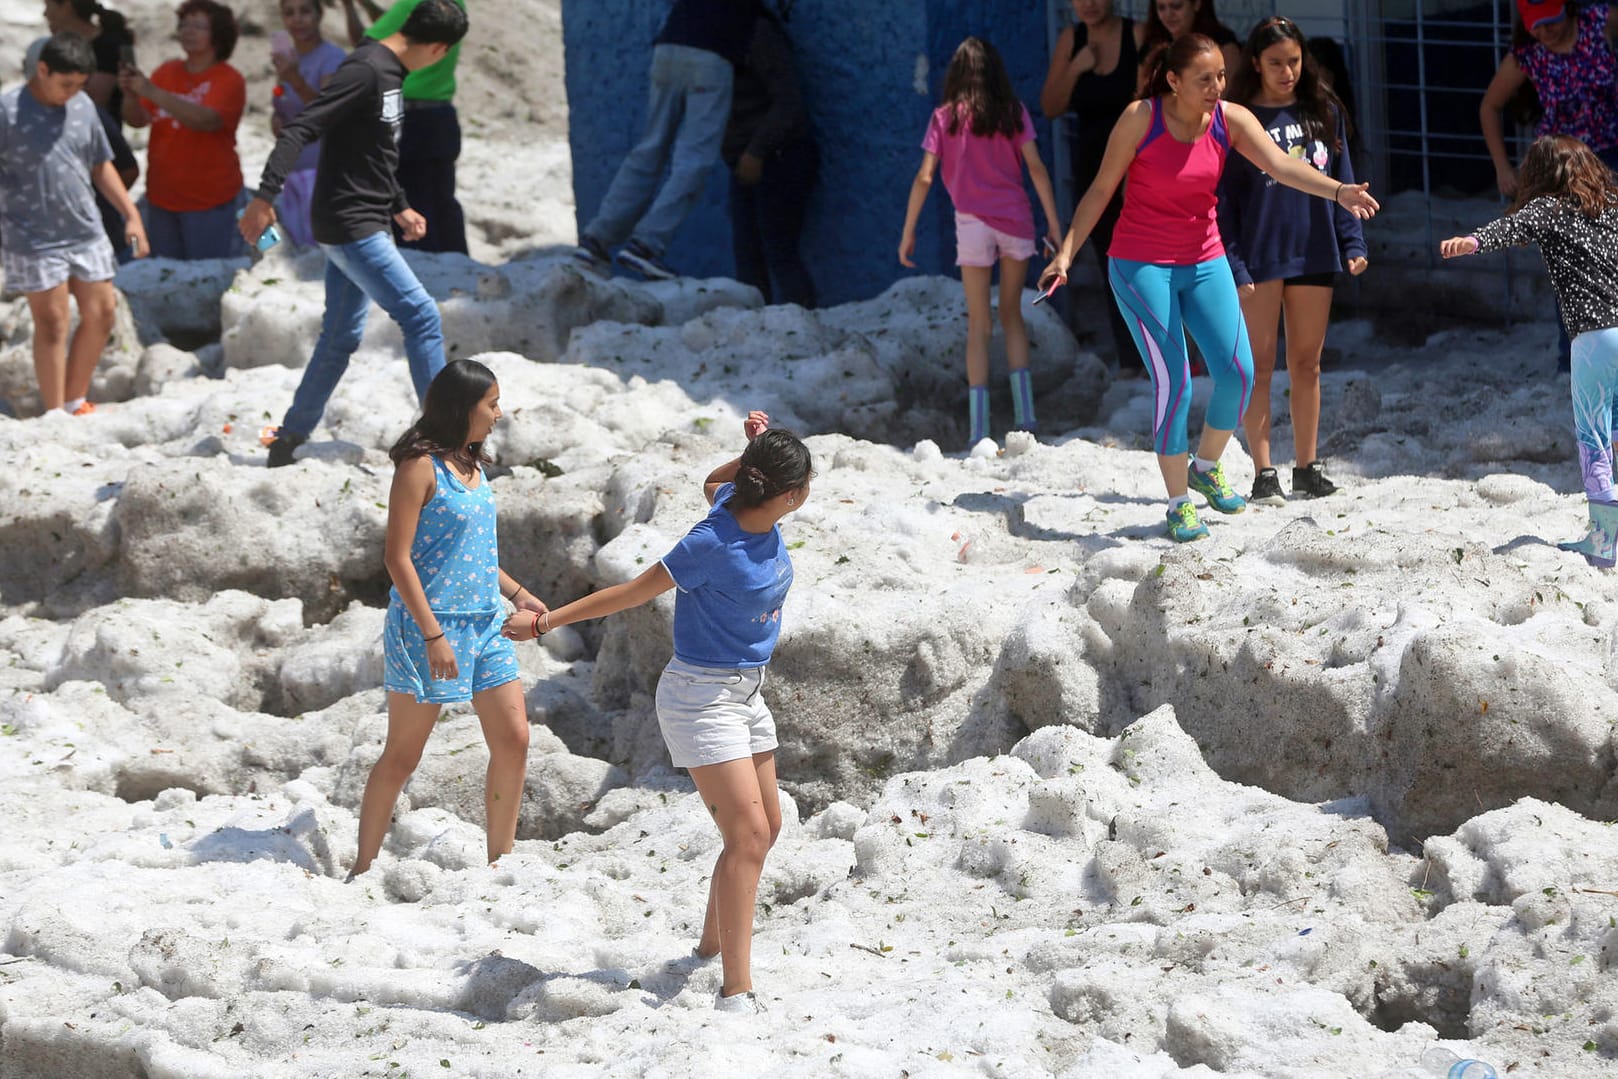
[1009,368,1036,430]
[968,385,989,444]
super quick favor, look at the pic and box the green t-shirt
[365,0,463,101]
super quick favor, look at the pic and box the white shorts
[955,212,1036,268]
[1,236,117,295]
[655,657,778,769]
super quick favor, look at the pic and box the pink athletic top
[1109,97,1230,265]
[921,102,1037,239]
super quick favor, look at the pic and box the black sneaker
[266,429,306,468]
[1250,467,1286,506]
[571,234,609,274]
[616,239,677,281]
[1291,460,1339,498]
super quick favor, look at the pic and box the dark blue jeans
[728,137,818,308]
[396,103,468,255]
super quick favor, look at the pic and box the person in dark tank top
[1041,0,1149,376]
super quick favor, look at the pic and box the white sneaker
[714,990,766,1014]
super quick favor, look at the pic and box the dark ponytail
[1141,33,1220,100]
[730,429,813,509]
[73,0,131,41]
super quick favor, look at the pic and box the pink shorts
[955,213,1036,268]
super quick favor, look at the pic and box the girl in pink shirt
[1040,34,1378,542]
[899,36,1062,447]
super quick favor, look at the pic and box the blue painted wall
[562,0,1051,306]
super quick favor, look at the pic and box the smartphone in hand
[118,43,136,70]
[270,31,293,63]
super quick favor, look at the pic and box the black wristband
[422,631,445,643]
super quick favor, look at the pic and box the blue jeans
[1110,255,1255,457]
[584,43,733,256]
[729,137,818,308]
[280,229,444,438]
[142,191,248,260]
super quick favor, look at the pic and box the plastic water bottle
[1420,1047,1498,1079]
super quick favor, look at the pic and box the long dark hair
[1227,17,1348,155]
[940,36,1025,138]
[389,359,496,469]
[1143,0,1232,49]
[731,429,813,510]
[1511,133,1618,215]
[1141,33,1219,100]
[67,0,131,42]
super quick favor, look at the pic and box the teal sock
[968,385,989,444]
[1009,368,1036,429]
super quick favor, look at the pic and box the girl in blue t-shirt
[1219,16,1367,506]
[504,412,812,1015]
[352,360,549,879]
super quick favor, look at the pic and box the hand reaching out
[1438,236,1479,259]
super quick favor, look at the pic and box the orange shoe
[70,401,96,416]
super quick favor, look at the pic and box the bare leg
[961,265,994,387]
[352,692,441,876]
[25,284,72,412]
[1279,284,1334,467]
[690,751,781,995]
[472,679,530,865]
[64,278,117,404]
[997,256,1031,371]
[1239,281,1284,471]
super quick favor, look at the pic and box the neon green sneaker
[1187,459,1247,514]
[1166,501,1209,542]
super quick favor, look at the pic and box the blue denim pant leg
[281,231,445,437]
[280,251,371,438]
[631,45,733,255]
[582,42,734,253]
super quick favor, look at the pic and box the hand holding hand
[512,590,548,616]
[395,208,427,242]
[1438,236,1479,259]
[238,197,276,245]
[501,611,538,641]
[744,410,770,440]
[1346,256,1369,276]
[425,635,458,681]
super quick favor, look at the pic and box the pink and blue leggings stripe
[1108,256,1255,457]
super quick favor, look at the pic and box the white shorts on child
[955,212,1036,268]
[2,236,116,295]
[655,657,778,769]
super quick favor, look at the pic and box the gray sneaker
[571,235,609,275]
[616,239,677,281]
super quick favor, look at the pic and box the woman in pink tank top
[1039,34,1378,543]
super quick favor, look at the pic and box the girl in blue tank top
[503,412,812,1016]
[350,359,549,880]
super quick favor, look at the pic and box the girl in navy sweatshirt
[1218,16,1367,505]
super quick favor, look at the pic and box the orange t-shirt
[142,60,245,212]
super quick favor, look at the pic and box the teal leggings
[1109,255,1255,456]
